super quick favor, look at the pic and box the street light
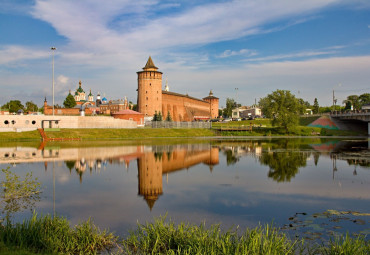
[51,47,56,116]
[235,88,239,118]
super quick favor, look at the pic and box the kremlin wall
[44,56,218,122]
[1,57,218,131]
[137,57,219,121]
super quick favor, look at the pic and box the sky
[0,0,370,108]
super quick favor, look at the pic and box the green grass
[0,130,41,141]
[1,215,368,254]
[0,213,116,255]
[0,120,363,142]
[45,128,215,139]
[299,116,321,126]
[122,216,369,255]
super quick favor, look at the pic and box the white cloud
[246,50,336,62]
[30,0,339,55]
[219,49,258,58]
[0,45,49,65]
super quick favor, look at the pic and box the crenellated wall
[162,92,211,122]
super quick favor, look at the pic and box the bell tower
[137,56,163,117]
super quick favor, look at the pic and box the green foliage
[319,106,332,113]
[165,110,172,122]
[63,94,76,108]
[0,213,116,254]
[0,168,41,223]
[313,98,319,114]
[223,98,236,117]
[153,111,163,121]
[1,100,24,113]
[25,101,38,113]
[359,93,370,107]
[297,98,311,114]
[259,90,301,133]
[123,216,300,255]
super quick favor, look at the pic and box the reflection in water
[138,145,219,210]
[261,151,308,182]
[0,138,369,238]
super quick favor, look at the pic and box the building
[73,80,95,106]
[111,109,144,126]
[232,106,262,119]
[99,97,131,115]
[137,57,219,121]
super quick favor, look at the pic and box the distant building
[99,97,131,115]
[232,106,261,118]
[73,80,95,106]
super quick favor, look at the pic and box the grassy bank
[1,215,368,255]
[0,214,116,255]
[0,121,363,142]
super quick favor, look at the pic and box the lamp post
[51,47,56,116]
[235,88,239,118]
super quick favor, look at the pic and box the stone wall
[0,115,137,132]
[162,92,211,122]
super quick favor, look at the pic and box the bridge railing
[330,109,370,117]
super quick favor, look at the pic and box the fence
[147,121,211,129]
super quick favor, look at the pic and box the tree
[223,98,236,117]
[259,90,300,133]
[153,111,158,121]
[1,100,24,113]
[343,95,360,111]
[165,110,172,121]
[153,111,162,121]
[63,94,76,108]
[157,111,163,121]
[313,98,319,114]
[359,93,370,107]
[25,101,38,112]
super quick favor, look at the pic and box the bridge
[330,111,370,135]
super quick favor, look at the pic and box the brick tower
[137,56,163,117]
[203,90,219,119]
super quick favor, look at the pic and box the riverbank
[0,214,368,254]
[0,125,362,141]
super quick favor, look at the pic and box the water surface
[0,138,369,240]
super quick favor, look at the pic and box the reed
[122,216,302,255]
[0,213,117,254]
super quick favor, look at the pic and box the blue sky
[1,0,370,108]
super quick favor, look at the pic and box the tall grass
[123,216,302,255]
[0,213,116,254]
[0,214,368,254]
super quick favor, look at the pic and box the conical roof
[143,56,158,70]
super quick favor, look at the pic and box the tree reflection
[224,149,240,165]
[260,151,308,183]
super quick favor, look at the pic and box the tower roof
[143,56,158,70]
[77,80,85,93]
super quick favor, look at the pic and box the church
[137,57,219,121]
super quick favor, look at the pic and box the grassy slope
[0,117,362,142]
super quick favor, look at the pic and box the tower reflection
[137,145,219,210]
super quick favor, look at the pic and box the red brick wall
[44,106,95,115]
[113,113,144,125]
[162,94,210,122]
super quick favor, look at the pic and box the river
[0,137,369,240]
